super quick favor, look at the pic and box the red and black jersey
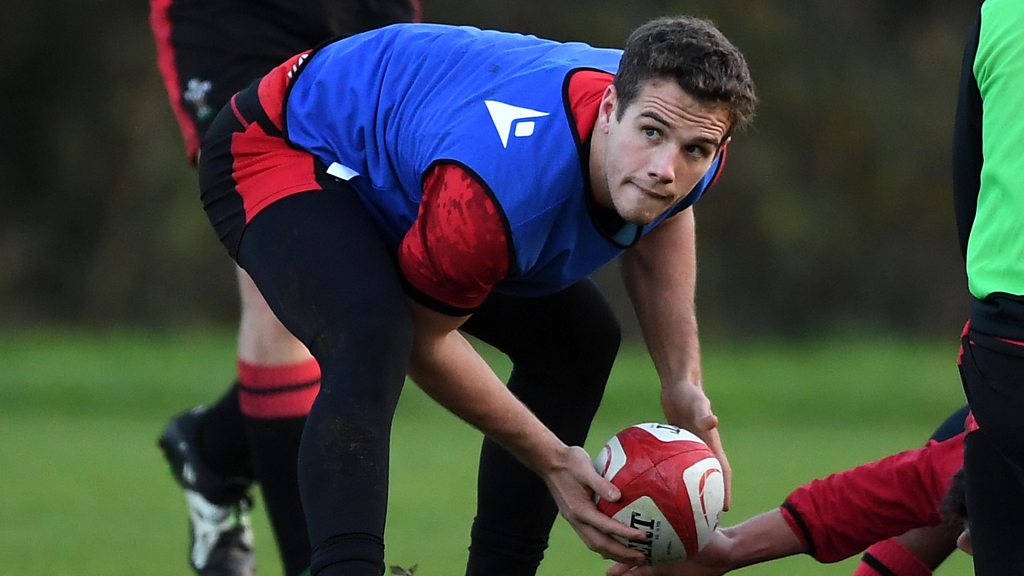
[149,0,420,162]
[780,420,971,564]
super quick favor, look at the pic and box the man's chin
[614,195,669,225]
[619,206,664,226]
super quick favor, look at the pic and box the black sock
[246,415,312,576]
[196,383,253,480]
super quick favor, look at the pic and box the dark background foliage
[0,0,981,338]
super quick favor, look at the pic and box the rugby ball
[593,423,724,564]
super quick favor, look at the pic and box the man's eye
[643,127,660,140]
[686,144,710,158]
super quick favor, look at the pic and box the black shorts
[959,328,1024,470]
[149,0,419,162]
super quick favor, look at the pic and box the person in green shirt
[951,0,1024,573]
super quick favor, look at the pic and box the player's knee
[312,310,414,379]
[240,304,297,341]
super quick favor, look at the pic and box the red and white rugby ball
[593,423,724,564]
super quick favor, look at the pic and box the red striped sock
[854,538,932,576]
[237,359,317,574]
[237,358,320,419]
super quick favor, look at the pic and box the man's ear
[597,84,618,134]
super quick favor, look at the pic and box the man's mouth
[634,182,671,201]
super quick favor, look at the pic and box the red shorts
[198,52,333,258]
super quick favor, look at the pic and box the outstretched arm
[606,509,805,576]
[608,431,968,575]
[622,208,731,508]
[405,301,648,565]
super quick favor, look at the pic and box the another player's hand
[606,529,733,576]
[957,527,973,555]
[660,382,732,510]
[543,445,649,566]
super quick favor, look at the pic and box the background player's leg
[236,269,317,575]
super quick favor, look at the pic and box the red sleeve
[853,538,933,576]
[779,432,966,563]
[566,69,613,140]
[398,163,511,314]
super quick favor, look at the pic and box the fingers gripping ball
[593,423,725,564]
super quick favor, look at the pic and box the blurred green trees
[0,0,979,337]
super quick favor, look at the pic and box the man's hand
[405,301,649,565]
[957,527,973,555]
[661,382,731,510]
[543,445,650,566]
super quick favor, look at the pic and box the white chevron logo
[484,100,550,148]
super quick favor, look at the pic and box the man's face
[593,79,731,225]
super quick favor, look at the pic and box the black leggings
[238,189,621,576]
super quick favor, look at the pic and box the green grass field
[0,329,974,575]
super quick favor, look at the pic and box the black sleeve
[951,11,983,261]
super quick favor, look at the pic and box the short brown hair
[614,16,757,133]
[940,467,968,528]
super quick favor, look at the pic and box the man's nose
[646,148,676,183]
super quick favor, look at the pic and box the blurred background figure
[950,0,1024,573]
[148,0,421,574]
